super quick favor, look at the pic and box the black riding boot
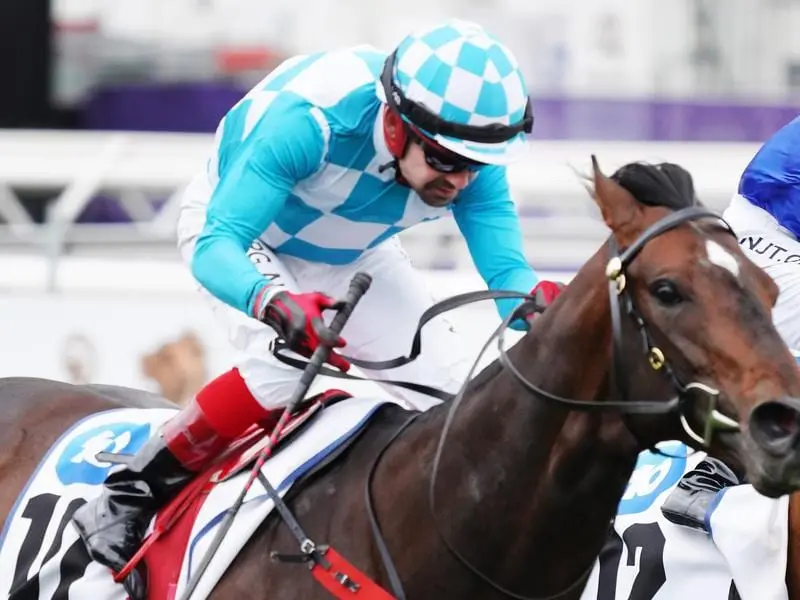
[70,432,195,599]
[72,368,278,599]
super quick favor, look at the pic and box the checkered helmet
[377,19,534,166]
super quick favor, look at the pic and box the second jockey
[722,113,800,350]
[70,18,565,597]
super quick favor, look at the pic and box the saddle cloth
[0,395,389,600]
[580,441,790,600]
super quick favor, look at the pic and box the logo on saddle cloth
[617,441,688,516]
[56,421,152,485]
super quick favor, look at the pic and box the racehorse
[4,157,800,600]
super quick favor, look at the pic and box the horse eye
[649,279,683,306]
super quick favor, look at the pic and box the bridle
[495,204,741,448]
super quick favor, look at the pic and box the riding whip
[179,272,373,600]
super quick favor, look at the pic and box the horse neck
[421,248,643,596]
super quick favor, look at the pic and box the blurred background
[0,0,795,401]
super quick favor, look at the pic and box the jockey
[721,113,800,350]
[70,18,565,597]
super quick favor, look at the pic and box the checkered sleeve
[453,166,538,327]
[192,102,326,317]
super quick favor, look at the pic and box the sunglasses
[409,128,486,174]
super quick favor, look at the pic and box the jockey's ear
[383,106,409,158]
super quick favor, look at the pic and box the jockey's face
[398,140,476,207]
[383,108,480,207]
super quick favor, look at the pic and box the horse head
[585,155,800,497]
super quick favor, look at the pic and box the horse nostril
[749,399,800,456]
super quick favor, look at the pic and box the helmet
[377,19,534,166]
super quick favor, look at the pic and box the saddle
[101,389,354,600]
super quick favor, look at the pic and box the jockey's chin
[419,183,460,207]
[397,144,473,207]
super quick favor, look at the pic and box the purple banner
[81,82,799,142]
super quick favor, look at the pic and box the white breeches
[177,177,471,412]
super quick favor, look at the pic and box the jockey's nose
[444,170,472,190]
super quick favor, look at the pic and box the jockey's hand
[528,280,566,319]
[260,290,351,372]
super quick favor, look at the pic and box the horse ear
[589,155,642,246]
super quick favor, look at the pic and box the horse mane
[609,162,702,210]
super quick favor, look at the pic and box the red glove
[260,290,351,371]
[528,280,566,318]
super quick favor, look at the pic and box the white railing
[0,129,760,286]
[0,129,759,208]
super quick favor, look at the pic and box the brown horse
[3,157,800,600]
